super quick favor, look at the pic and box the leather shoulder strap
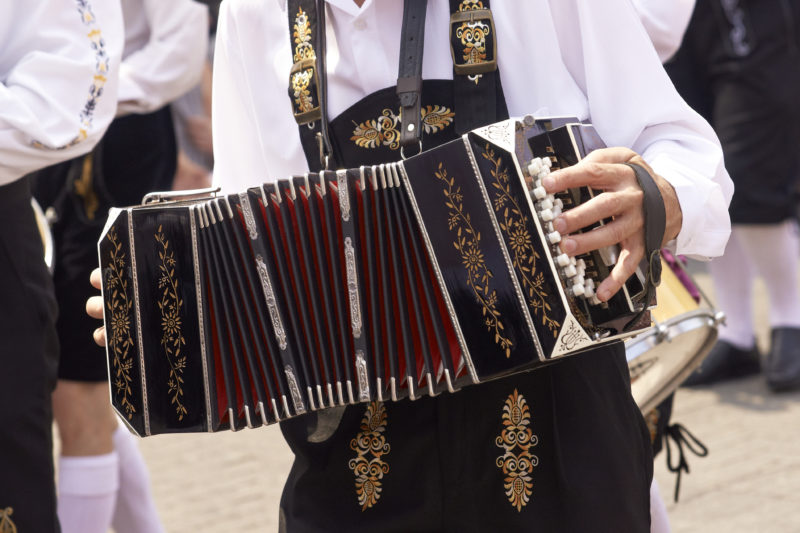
[397,0,429,155]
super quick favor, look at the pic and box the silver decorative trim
[355,350,370,401]
[462,136,545,363]
[257,401,268,425]
[256,255,287,350]
[336,382,344,406]
[344,237,363,339]
[244,405,254,429]
[127,210,151,436]
[327,383,335,407]
[396,163,478,383]
[271,398,282,422]
[227,408,236,432]
[346,380,355,404]
[316,385,325,409]
[337,169,351,221]
[285,365,306,414]
[190,207,213,432]
[552,315,592,358]
[239,193,259,240]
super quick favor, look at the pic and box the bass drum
[31,198,55,274]
[625,251,723,414]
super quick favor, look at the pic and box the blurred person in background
[669,0,800,392]
[30,1,208,532]
[171,0,221,191]
[0,1,123,531]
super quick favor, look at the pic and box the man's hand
[86,268,106,346]
[542,147,682,302]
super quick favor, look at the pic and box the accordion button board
[98,116,653,436]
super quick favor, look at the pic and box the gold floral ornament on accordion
[348,401,391,511]
[155,226,187,421]
[483,145,561,337]
[104,227,136,420]
[351,106,455,150]
[436,163,513,357]
[495,389,538,511]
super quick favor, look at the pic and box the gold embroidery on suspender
[348,401,391,510]
[436,163,513,357]
[105,227,136,420]
[0,507,18,533]
[350,106,455,150]
[155,226,188,420]
[483,145,561,337]
[495,389,538,511]
[291,7,318,116]
[455,0,491,84]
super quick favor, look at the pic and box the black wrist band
[624,161,665,292]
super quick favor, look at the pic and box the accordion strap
[624,161,665,311]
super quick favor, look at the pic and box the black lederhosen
[0,177,60,532]
[31,107,177,382]
[276,6,653,528]
[666,0,800,224]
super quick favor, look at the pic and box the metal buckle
[449,9,498,76]
[141,186,221,206]
[289,57,322,125]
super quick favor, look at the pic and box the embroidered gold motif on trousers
[0,508,17,533]
[495,389,538,511]
[155,226,188,420]
[351,106,455,150]
[348,401,391,511]
[435,162,513,357]
[645,407,660,445]
[105,227,136,420]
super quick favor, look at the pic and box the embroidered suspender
[287,0,335,170]
[448,0,502,134]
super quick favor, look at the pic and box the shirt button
[353,19,367,30]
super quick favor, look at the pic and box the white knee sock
[650,479,671,533]
[57,452,119,533]
[708,228,757,349]
[111,424,165,533]
[734,220,800,330]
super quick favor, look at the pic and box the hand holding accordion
[98,116,656,437]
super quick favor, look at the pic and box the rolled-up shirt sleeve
[549,0,733,259]
[0,0,124,186]
[116,0,209,115]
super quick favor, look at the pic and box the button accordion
[99,116,654,437]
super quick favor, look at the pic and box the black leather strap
[315,0,334,167]
[624,161,665,295]
[397,0,428,153]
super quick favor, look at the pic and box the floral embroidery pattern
[291,7,317,115]
[495,389,538,511]
[155,226,188,420]
[34,1,109,151]
[436,163,512,357]
[350,106,455,150]
[105,228,136,420]
[455,0,491,84]
[0,508,17,533]
[348,402,391,510]
[483,145,560,337]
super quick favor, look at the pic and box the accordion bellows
[99,116,651,437]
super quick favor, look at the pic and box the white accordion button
[554,198,564,209]
[540,208,554,221]
[539,198,554,211]
[556,253,570,267]
[527,159,542,176]
[572,283,586,297]
[547,231,561,244]
[563,264,578,278]
[543,157,553,168]
[533,186,547,200]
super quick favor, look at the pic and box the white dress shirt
[117,0,209,115]
[631,0,696,62]
[212,0,732,259]
[0,0,124,186]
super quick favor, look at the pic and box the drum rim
[625,309,719,414]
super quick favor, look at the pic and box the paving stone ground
[114,268,800,532]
